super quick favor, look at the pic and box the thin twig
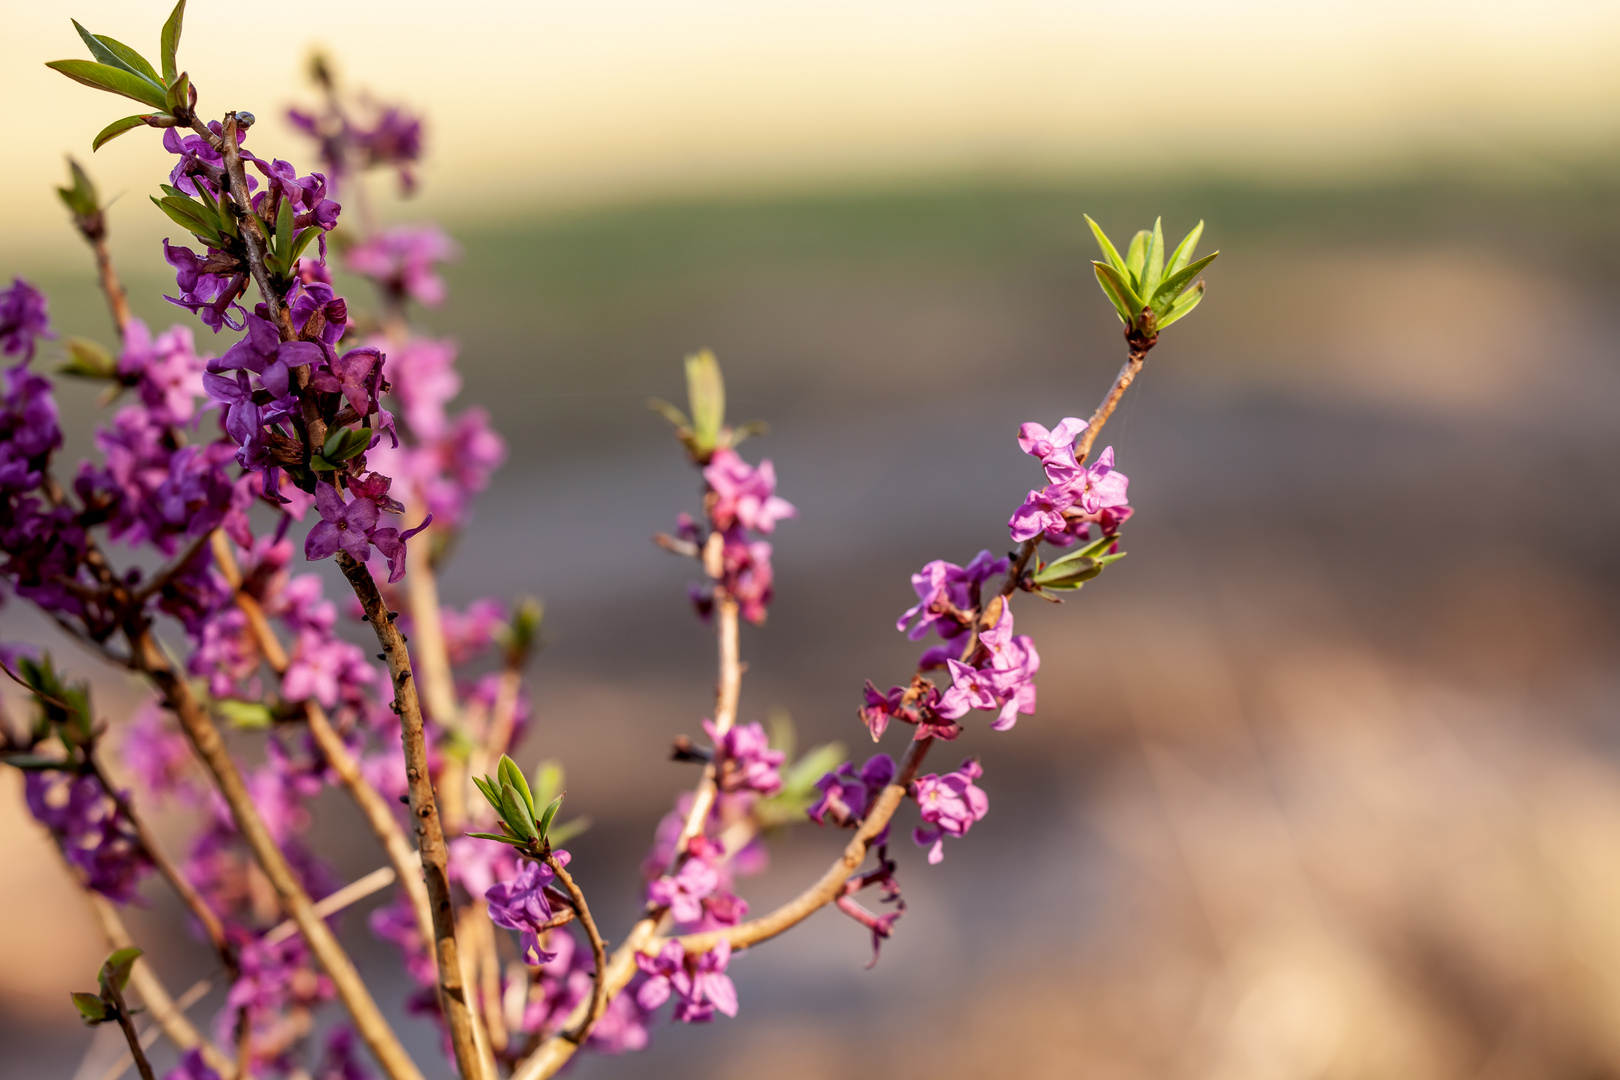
[676,594,741,849]
[87,893,235,1079]
[336,549,486,1080]
[546,852,608,1041]
[216,113,294,341]
[85,751,234,972]
[103,973,158,1080]
[212,533,438,961]
[263,865,400,946]
[90,232,132,339]
[121,618,425,1080]
[92,978,212,1080]
[129,530,215,605]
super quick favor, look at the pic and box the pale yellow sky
[3,0,1618,260]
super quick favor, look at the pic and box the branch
[120,619,425,1080]
[676,735,933,956]
[87,893,235,1079]
[211,534,437,962]
[546,852,608,1041]
[398,511,466,832]
[216,113,294,341]
[676,594,741,850]
[1073,344,1149,465]
[336,550,487,1080]
[103,968,158,1080]
[128,529,215,606]
[83,751,234,973]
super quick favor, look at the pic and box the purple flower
[705,719,785,795]
[305,482,380,562]
[314,1028,373,1080]
[587,989,652,1054]
[680,940,738,1022]
[486,857,559,964]
[896,551,1008,642]
[910,758,989,864]
[1017,416,1087,471]
[212,313,322,399]
[116,320,208,423]
[859,679,958,743]
[163,1049,221,1080]
[308,346,383,420]
[162,240,247,333]
[808,754,896,828]
[0,278,52,360]
[635,940,738,1023]
[224,933,335,1051]
[1008,483,1078,543]
[24,770,151,901]
[936,602,1039,731]
[383,336,460,438]
[647,857,719,925]
[345,226,458,307]
[704,447,795,534]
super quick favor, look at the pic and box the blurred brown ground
[4,171,1620,1079]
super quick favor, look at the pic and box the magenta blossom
[704,447,795,534]
[910,758,989,864]
[808,754,896,829]
[705,719,786,795]
[936,602,1039,731]
[0,279,52,360]
[305,482,379,562]
[896,551,1008,642]
[647,856,719,925]
[486,856,560,964]
[345,225,458,307]
[635,939,738,1023]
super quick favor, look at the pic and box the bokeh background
[4,1,1620,1078]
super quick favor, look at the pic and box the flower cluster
[1008,417,1132,545]
[706,719,786,796]
[485,855,562,965]
[288,96,423,195]
[23,770,151,901]
[677,447,796,625]
[635,939,738,1023]
[910,758,989,863]
[0,277,51,359]
[346,225,458,309]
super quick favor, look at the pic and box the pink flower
[704,448,795,534]
[910,758,989,864]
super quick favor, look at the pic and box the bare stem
[87,893,235,1079]
[546,852,608,1041]
[677,594,740,849]
[211,535,438,961]
[677,735,934,955]
[104,974,158,1080]
[1073,346,1148,465]
[89,234,131,339]
[122,620,424,1080]
[217,113,294,341]
[84,752,233,973]
[336,550,486,1080]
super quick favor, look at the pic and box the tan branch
[336,550,487,1080]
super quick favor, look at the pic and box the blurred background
[4,1,1620,1078]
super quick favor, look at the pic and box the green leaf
[465,831,526,847]
[1156,281,1204,330]
[274,198,293,262]
[1033,533,1126,590]
[1149,251,1218,312]
[647,397,690,432]
[500,781,538,841]
[92,114,152,151]
[287,225,322,265]
[321,427,373,463]
[0,752,70,770]
[497,754,534,816]
[684,349,725,451]
[1165,220,1205,277]
[214,699,271,729]
[161,0,187,85]
[308,454,337,471]
[47,59,170,110]
[536,793,564,841]
[531,759,563,810]
[164,72,190,115]
[57,159,99,215]
[71,22,163,87]
[545,816,591,846]
[1092,262,1140,324]
[1124,230,1149,289]
[471,775,504,813]
[99,947,142,995]
[1083,214,1128,276]
[59,337,116,379]
[71,991,109,1024]
[151,194,221,244]
[1139,217,1165,303]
